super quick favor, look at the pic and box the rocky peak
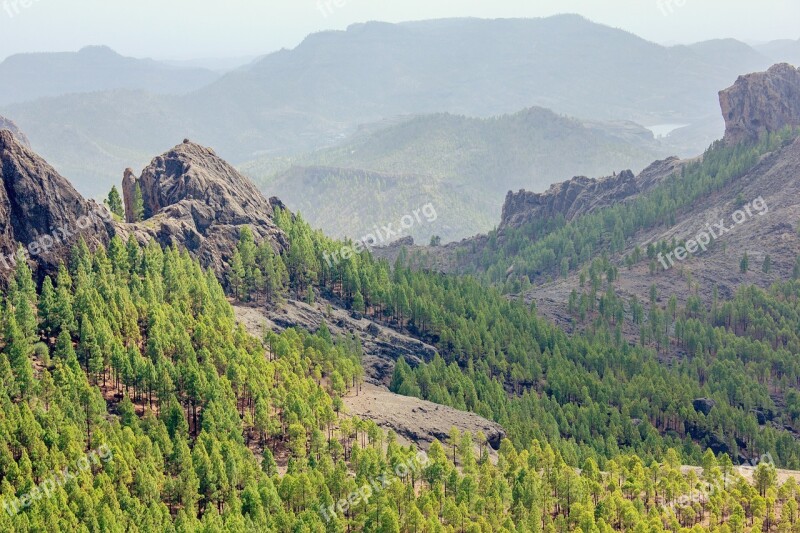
[500,157,681,230]
[0,115,30,148]
[719,63,800,144]
[122,139,287,272]
[0,130,114,280]
[121,167,137,223]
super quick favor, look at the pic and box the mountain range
[0,45,219,106]
[3,57,800,530]
[246,107,669,242]
[1,15,797,201]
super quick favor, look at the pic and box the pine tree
[229,250,245,301]
[106,185,125,219]
[38,275,57,336]
[133,183,145,221]
[5,305,34,397]
[762,254,772,273]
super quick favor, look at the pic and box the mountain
[0,131,287,282]
[0,45,219,106]
[4,61,800,530]
[686,38,771,72]
[0,130,114,280]
[245,107,669,242]
[3,15,794,198]
[121,139,287,272]
[498,157,682,230]
[756,38,800,67]
[394,63,800,325]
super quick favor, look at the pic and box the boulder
[693,398,716,416]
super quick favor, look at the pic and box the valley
[1,7,800,531]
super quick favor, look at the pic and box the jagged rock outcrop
[720,63,800,144]
[121,168,137,223]
[0,116,30,148]
[500,157,681,229]
[123,139,287,272]
[0,130,114,281]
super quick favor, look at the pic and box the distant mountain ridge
[2,15,796,197]
[387,63,800,318]
[0,45,219,106]
[247,107,669,242]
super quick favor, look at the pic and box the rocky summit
[0,130,113,280]
[499,157,682,230]
[122,139,287,272]
[720,62,800,144]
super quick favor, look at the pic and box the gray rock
[720,63,800,144]
[499,157,681,230]
[0,130,114,283]
[693,398,716,416]
[122,139,288,275]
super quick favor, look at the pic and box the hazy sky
[0,0,797,61]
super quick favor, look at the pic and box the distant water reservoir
[646,123,689,138]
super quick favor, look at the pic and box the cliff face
[0,116,30,148]
[500,157,681,229]
[122,139,287,272]
[0,130,114,280]
[719,63,800,144]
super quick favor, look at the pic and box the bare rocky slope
[0,130,114,282]
[525,64,800,322]
[529,135,800,329]
[233,299,506,451]
[122,139,287,273]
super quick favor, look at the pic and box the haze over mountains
[0,45,220,105]
[246,107,668,242]
[2,15,797,204]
